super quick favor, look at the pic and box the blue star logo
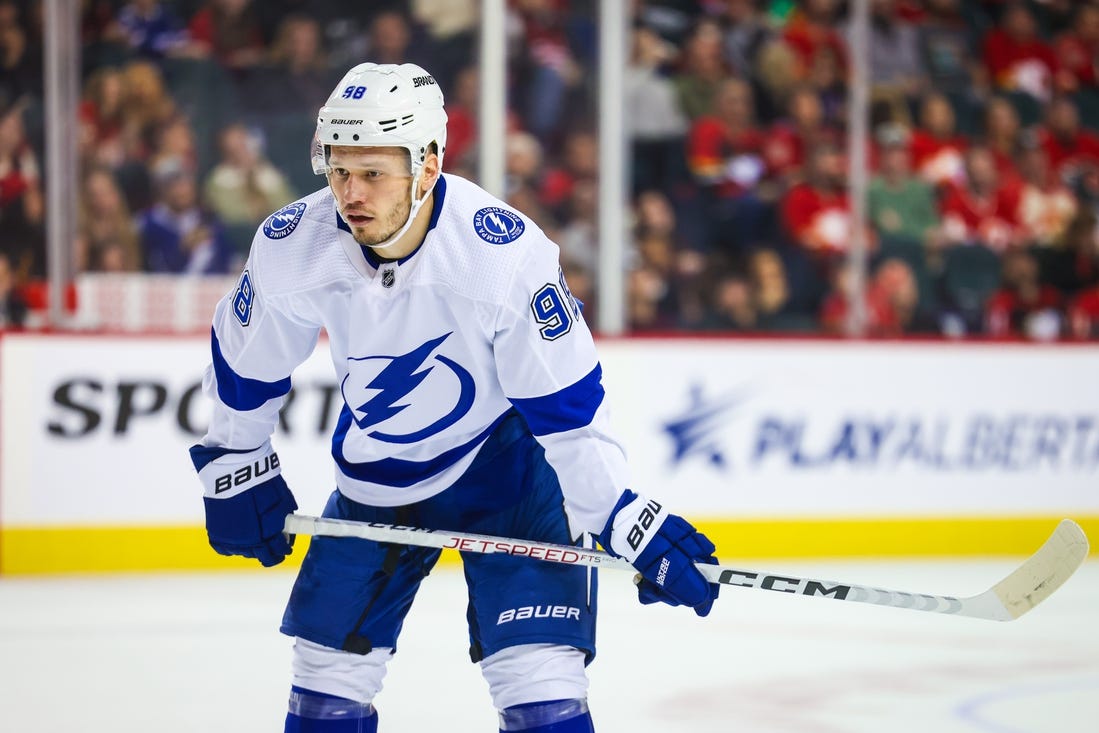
[661,384,746,469]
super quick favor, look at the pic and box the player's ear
[418,146,441,197]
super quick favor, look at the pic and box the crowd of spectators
[1,0,1098,339]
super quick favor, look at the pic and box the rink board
[1,333,1096,574]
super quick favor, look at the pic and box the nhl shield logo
[381,267,396,288]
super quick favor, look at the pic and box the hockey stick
[283,514,1089,622]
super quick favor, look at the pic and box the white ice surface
[0,559,1096,732]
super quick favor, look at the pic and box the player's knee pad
[480,643,589,711]
[285,686,378,732]
[290,637,393,704]
[499,699,594,732]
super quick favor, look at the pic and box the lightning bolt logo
[263,202,306,240]
[342,333,476,444]
[486,212,506,234]
[473,206,526,244]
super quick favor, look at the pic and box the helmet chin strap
[360,172,432,251]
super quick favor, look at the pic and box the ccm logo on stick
[214,453,280,494]
[627,499,663,551]
[718,570,851,599]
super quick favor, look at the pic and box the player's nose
[343,174,370,204]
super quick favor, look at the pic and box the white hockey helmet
[311,62,448,177]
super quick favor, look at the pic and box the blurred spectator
[441,65,478,174]
[819,258,902,336]
[867,123,942,249]
[753,38,800,125]
[247,14,335,114]
[364,9,414,66]
[918,0,982,98]
[118,59,179,162]
[203,122,295,227]
[780,142,864,256]
[540,129,598,220]
[102,0,190,60]
[504,131,545,200]
[1011,133,1077,248]
[720,0,774,79]
[150,115,198,177]
[872,257,936,334]
[443,65,524,177]
[764,85,840,182]
[853,0,924,120]
[672,18,731,121]
[1053,3,1099,91]
[983,95,1022,179]
[0,1,41,108]
[0,101,43,278]
[1043,209,1099,297]
[781,0,847,82]
[633,187,710,327]
[1036,95,1099,185]
[746,247,810,331]
[910,91,968,186]
[985,248,1063,339]
[187,0,266,70]
[940,145,1021,251]
[509,0,586,146]
[982,1,1060,102]
[409,0,477,95]
[555,178,599,278]
[78,167,142,272]
[627,265,675,331]
[705,270,757,331]
[78,66,128,169]
[0,251,27,329]
[502,131,555,231]
[138,157,233,274]
[1068,283,1099,338]
[687,78,773,251]
[626,24,689,194]
[822,257,934,336]
[804,43,846,130]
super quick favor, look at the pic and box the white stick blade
[989,519,1090,620]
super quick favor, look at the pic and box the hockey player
[189,62,720,733]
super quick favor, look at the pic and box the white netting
[72,273,236,332]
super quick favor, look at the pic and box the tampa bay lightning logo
[263,202,307,239]
[473,206,525,244]
[661,384,747,469]
[341,332,475,444]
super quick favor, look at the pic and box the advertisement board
[1,334,1095,573]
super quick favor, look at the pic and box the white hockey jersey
[198,174,629,536]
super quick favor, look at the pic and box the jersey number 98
[530,283,573,341]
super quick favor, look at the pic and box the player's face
[327,146,414,247]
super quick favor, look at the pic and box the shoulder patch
[263,202,307,240]
[473,206,525,245]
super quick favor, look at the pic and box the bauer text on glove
[190,442,297,567]
[598,490,720,616]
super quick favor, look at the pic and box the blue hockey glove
[598,490,719,617]
[190,443,297,567]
